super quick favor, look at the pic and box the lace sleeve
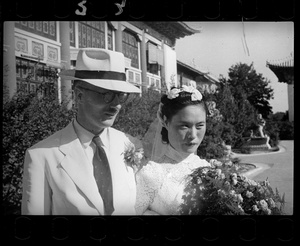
[135,162,162,215]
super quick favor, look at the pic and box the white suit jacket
[21,121,137,215]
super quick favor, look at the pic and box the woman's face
[166,104,206,155]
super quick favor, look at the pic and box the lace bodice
[135,146,210,215]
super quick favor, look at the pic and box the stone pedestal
[241,137,271,153]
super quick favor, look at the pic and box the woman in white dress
[135,86,211,215]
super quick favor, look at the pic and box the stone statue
[257,114,266,138]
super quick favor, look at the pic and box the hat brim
[59,70,141,93]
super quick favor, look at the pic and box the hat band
[75,70,126,81]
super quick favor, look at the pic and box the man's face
[76,86,124,134]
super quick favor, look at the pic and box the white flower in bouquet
[246,191,254,198]
[209,159,223,167]
[267,198,276,208]
[252,205,259,212]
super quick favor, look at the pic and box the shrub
[2,84,76,215]
[278,121,294,140]
[114,88,161,139]
[198,111,225,160]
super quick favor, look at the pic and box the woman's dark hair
[161,90,208,143]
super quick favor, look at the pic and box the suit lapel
[58,122,104,215]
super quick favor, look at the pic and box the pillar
[59,21,72,109]
[140,30,148,94]
[160,40,166,92]
[115,22,123,53]
[3,21,17,100]
[288,84,294,122]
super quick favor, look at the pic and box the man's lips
[105,108,119,116]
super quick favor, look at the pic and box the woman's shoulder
[191,155,211,168]
[138,161,163,174]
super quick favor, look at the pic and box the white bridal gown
[135,145,210,215]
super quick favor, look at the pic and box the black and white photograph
[2,1,295,243]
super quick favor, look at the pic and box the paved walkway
[232,141,294,215]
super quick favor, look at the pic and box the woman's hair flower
[166,85,203,101]
[167,88,181,99]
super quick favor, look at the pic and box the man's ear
[75,87,84,104]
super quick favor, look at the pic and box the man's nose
[110,93,121,106]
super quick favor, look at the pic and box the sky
[175,22,294,113]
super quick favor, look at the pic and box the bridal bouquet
[180,159,285,215]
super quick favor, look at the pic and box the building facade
[3,21,200,105]
[177,60,219,93]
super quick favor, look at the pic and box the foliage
[217,80,258,147]
[264,119,280,147]
[114,88,161,139]
[194,89,225,159]
[278,121,294,140]
[199,83,257,151]
[180,159,285,215]
[268,111,294,140]
[2,84,76,215]
[226,62,274,118]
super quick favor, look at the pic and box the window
[16,57,58,83]
[146,42,162,75]
[107,24,113,51]
[122,30,139,69]
[70,22,75,47]
[15,21,56,41]
[78,21,105,48]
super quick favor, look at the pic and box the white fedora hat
[59,48,141,93]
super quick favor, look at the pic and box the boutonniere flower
[123,142,145,172]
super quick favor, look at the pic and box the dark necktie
[92,135,114,215]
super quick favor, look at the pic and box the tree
[226,63,274,118]
[212,80,257,148]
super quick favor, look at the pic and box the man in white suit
[21,48,141,215]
